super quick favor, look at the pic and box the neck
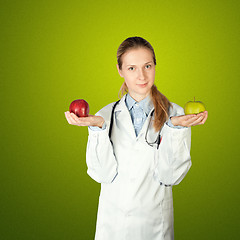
[129,92,150,102]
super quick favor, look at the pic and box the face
[117,47,155,102]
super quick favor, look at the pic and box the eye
[128,67,134,71]
[145,64,151,69]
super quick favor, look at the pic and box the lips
[137,83,148,87]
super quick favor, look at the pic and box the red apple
[69,99,89,117]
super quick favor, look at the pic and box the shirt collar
[125,93,153,116]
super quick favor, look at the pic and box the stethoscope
[108,100,162,149]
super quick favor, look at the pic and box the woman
[65,36,208,240]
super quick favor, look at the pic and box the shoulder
[169,102,185,116]
[95,95,125,120]
[95,101,118,118]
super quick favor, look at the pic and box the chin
[137,89,152,98]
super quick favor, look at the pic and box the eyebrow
[126,61,153,67]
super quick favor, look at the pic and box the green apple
[184,97,206,115]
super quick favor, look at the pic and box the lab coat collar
[115,94,154,113]
[125,94,153,117]
[114,95,155,140]
[113,95,135,139]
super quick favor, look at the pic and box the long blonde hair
[117,37,171,131]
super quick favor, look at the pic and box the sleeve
[166,118,185,129]
[86,107,118,184]
[88,122,106,131]
[153,103,192,186]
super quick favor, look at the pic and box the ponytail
[150,84,172,132]
[118,81,128,99]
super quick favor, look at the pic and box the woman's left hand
[170,111,208,127]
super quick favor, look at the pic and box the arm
[86,127,118,183]
[154,103,193,186]
[65,106,118,184]
[155,105,208,185]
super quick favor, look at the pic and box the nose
[138,68,145,80]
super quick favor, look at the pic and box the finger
[69,113,89,124]
[65,112,73,123]
[66,112,79,125]
[70,113,96,126]
[187,111,205,121]
[204,111,208,118]
[183,115,200,126]
[184,114,198,120]
[199,111,208,125]
[70,112,90,121]
[65,112,72,124]
[70,112,80,121]
[174,115,197,127]
[196,112,204,117]
[190,115,205,126]
[70,113,91,124]
[184,115,203,126]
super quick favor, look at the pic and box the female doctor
[65,36,208,240]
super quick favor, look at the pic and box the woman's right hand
[64,111,105,128]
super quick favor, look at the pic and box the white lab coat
[86,95,192,240]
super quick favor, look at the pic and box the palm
[64,111,105,127]
[171,111,208,127]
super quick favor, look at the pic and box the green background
[1,0,239,239]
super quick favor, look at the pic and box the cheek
[123,74,135,84]
[150,71,155,81]
[124,78,133,88]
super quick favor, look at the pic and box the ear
[116,64,123,78]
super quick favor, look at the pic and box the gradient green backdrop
[1,0,240,239]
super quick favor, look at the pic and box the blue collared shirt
[125,94,153,136]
